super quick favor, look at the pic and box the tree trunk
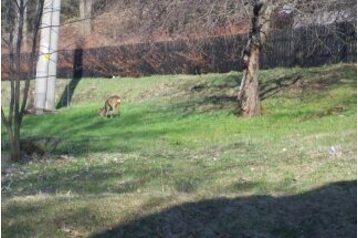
[238,48,261,117]
[237,0,270,117]
[1,109,21,161]
[79,0,93,36]
[1,0,44,162]
[10,0,25,161]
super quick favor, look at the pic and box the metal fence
[1,21,356,80]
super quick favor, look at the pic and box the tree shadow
[56,48,83,109]
[259,74,302,100]
[174,74,240,115]
[89,180,357,238]
[17,107,191,158]
[1,160,142,198]
[259,65,357,101]
[176,95,238,116]
[1,115,205,198]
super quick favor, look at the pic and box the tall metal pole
[34,0,61,114]
[45,0,61,111]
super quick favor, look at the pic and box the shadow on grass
[90,180,357,238]
[172,67,356,115]
[2,158,157,198]
[175,95,237,116]
[260,64,357,101]
[56,48,84,109]
[16,106,186,157]
[173,74,240,115]
[260,74,302,100]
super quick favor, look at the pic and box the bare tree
[237,0,271,117]
[1,0,44,161]
[79,0,93,36]
[70,0,355,118]
[237,0,356,117]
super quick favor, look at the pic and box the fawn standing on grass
[98,95,121,117]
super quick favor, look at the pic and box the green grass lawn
[1,63,357,237]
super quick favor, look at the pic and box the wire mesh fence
[1,21,356,80]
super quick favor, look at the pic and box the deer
[98,95,121,118]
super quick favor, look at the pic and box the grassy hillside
[1,63,357,237]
